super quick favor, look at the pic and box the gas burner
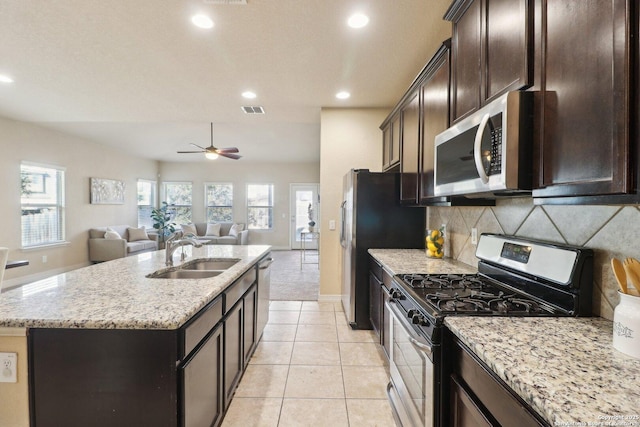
[489,297,542,314]
[402,273,486,290]
[436,295,491,313]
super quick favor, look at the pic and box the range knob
[390,289,404,299]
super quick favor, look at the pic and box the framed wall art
[90,178,125,204]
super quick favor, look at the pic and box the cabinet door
[484,0,532,102]
[224,301,243,407]
[382,122,392,170]
[391,115,401,166]
[243,283,257,366]
[450,376,495,427]
[400,91,420,204]
[420,47,450,202]
[182,325,223,427]
[369,271,382,339]
[451,0,482,122]
[533,0,632,199]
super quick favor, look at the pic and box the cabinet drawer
[454,341,545,427]
[225,268,256,313]
[183,296,223,358]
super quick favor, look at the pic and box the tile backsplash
[428,198,639,320]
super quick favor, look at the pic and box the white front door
[290,184,319,249]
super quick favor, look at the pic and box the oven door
[386,300,434,427]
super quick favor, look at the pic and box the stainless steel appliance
[434,91,534,198]
[386,233,593,426]
[340,169,425,329]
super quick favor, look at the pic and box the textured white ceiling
[0,0,451,163]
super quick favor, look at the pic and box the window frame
[20,161,66,249]
[204,182,234,223]
[162,181,193,225]
[247,183,274,230]
[137,179,157,229]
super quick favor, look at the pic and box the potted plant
[307,203,316,232]
[151,202,176,249]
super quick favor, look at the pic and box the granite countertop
[368,248,477,275]
[446,317,640,426]
[0,245,271,330]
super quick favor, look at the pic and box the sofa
[89,225,158,262]
[177,222,248,245]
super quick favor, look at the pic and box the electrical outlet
[471,228,478,245]
[42,255,47,263]
[0,352,17,383]
[329,220,336,230]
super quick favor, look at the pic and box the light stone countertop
[445,316,640,426]
[0,245,271,330]
[368,248,477,275]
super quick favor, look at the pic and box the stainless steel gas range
[386,233,594,427]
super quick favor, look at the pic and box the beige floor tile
[294,324,338,342]
[290,342,341,365]
[342,366,389,399]
[249,341,294,365]
[270,301,303,311]
[268,310,301,324]
[336,321,377,343]
[221,397,282,427]
[234,364,289,398]
[262,324,298,342]
[301,301,335,312]
[279,398,349,427]
[339,342,386,366]
[346,398,396,427]
[333,301,344,312]
[284,365,345,398]
[298,311,336,325]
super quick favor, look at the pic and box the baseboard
[2,262,91,291]
[317,294,341,303]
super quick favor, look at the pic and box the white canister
[613,291,640,359]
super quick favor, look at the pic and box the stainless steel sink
[147,269,223,279]
[181,258,240,271]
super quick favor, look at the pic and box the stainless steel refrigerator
[340,169,425,329]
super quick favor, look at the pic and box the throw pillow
[127,227,149,242]
[181,223,198,237]
[229,223,243,237]
[104,228,121,240]
[205,223,221,237]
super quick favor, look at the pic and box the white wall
[158,161,320,249]
[0,116,158,287]
[318,108,390,299]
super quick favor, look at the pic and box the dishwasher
[257,254,273,338]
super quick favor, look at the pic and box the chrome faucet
[165,234,203,266]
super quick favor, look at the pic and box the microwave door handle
[473,113,491,184]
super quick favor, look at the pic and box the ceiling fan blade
[177,150,205,154]
[190,143,208,150]
[219,152,242,160]
[216,147,239,154]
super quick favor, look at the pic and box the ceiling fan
[177,123,242,160]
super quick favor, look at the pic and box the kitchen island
[0,244,271,427]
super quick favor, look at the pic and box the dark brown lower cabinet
[446,331,548,427]
[243,283,257,367]
[224,300,243,407]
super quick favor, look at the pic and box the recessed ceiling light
[347,13,369,29]
[242,91,257,99]
[191,14,214,29]
[336,91,351,100]
[0,75,14,83]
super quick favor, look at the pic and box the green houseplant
[151,202,176,248]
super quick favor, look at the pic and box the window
[163,182,192,224]
[137,179,157,229]
[247,184,274,229]
[21,163,65,248]
[205,183,233,222]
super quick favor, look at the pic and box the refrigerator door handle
[339,201,347,247]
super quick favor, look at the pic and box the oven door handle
[386,300,433,358]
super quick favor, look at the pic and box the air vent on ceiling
[241,106,265,114]
[204,0,247,4]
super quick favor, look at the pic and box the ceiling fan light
[205,152,219,160]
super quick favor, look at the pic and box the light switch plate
[0,352,17,383]
[329,220,336,230]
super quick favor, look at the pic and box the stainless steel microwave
[434,91,533,197]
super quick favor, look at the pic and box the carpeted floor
[269,250,319,301]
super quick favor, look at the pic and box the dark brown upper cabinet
[382,114,401,172]
[446,0,533,123]
[531,0,634,203]
[399,91,420,205]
